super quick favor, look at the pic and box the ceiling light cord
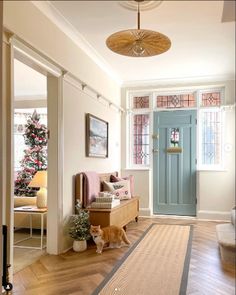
[106,0,171,57]
[137,2,140,30]
[133,2,145,56]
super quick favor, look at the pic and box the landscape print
[86,114,108,157]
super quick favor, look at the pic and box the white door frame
[1,31,14,284]
[4,35,64,268]
[1,0,4,288]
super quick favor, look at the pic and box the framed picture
[86,113,108,158]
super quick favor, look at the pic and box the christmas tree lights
[14,110,48,197]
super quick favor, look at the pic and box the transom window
[156,93,195,109]
[201,91,221,107]
[133,96,149,109]
[127,88,224,169]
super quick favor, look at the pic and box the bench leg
[135,216,138,222]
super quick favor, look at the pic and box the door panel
[153,110,197,216]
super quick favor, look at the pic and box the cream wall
[197,107,235,220]
[3,1,121,253]
[121,80,235,220]
[3,1,120,104]
[62,80,121,250]
[122,170,150,213]
[14,99,46,109]
[198,80,235,220]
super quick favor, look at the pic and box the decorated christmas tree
[14,110,48,196]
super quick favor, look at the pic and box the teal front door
[153,110,197,216]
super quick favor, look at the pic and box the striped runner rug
[92,224,193,295]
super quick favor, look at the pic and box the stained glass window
[133,96,149,109]
[128,87,224,169]
[200,110,222,166]
[201,92,221,107]
[133,114,150,165]
[170,128,180,147]
[156,94,195,109]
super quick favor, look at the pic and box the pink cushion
[103,180,131,200]
[110,175,134,197]
[113,188,131,200]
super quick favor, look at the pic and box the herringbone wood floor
[11,218,235,295]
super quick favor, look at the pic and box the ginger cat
[90,225,130,254]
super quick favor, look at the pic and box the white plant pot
[73,240,87,252]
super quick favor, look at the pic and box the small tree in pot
[69,201,91,252]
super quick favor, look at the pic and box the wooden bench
[75,172,139,229]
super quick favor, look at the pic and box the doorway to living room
[13,58,48,273]
[2,33,63,283]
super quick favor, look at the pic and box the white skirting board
[139,208,231,221]
[197,210,231,221]
[139,208,152,217]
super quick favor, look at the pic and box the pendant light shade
[106,29,171,57]
[106,0,171,57]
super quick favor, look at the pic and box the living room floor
[10,218,235,295]
[13,229,46,274]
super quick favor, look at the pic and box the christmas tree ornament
[14,110,48,197]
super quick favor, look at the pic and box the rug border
[91,223,193,295]
[179,224,193,295]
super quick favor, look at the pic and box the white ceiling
[45,0,235,86]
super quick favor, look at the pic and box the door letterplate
[166,147,182,153]
[152,149,159,153]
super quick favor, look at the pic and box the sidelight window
[127,88,224,169]
[133,114,150,165]
[199,108,224,169]
[129,94,151,167]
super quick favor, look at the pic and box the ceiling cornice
[31,1,122,85]
[14,95,47,101]
[222,0,235,22]
[122,74,235,88]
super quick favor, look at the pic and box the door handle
[152,134,159,139]
[152,149,159,153]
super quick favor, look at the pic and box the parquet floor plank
[9,218,235,295]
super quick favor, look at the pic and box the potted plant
[69,201,91,252]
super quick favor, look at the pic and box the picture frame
[86,113,108,158]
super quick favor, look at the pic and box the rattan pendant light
[106,0,171,57]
